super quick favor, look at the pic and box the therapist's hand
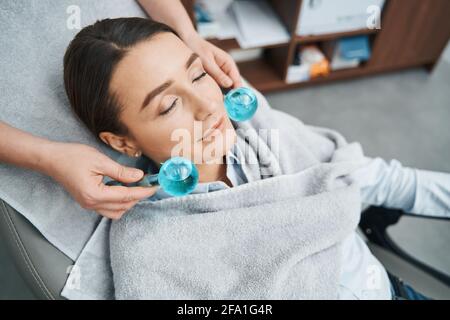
[44,142,158,220]
[185,33,242,89]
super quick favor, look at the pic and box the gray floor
[1,49,449,300]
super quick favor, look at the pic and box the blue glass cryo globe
[158,157,199,196]
[224,87,258,121]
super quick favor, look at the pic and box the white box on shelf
[232,0,290,49]
[330,52,360,70]
[197,0,238,40]
[197,22,220,39]
[286,64,310,84]
[229,48,263,63]
[296,0,385,36]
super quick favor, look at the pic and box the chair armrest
[359,206,450,287]
[0,199,74,300]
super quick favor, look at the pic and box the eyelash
[193,72,207,82]
[160,98,178,116]
[159,72,207,116]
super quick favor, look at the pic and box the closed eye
[159,72,206,116]
[160,98,178,116]
[193,72,207,82]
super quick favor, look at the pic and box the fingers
[94,199,140,212]
[203,55,233,88]
[193,39,241,88]
[96,208,131,220]
[230,70,242,89]
[215,50,242,88]
[99,157,144,183]
[99,184,159,203]
[82,197,139,220]
[90,185,159,220]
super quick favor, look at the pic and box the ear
[99,131,139,157]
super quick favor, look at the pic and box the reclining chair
[1,198,449,300]
[2,0,448,301]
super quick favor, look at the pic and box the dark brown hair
[63,17,177,137]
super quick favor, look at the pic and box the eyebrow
[140,53,200,111]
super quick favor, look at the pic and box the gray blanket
[109,90,368,299]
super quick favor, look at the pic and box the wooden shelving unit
[182,0,450,93]
[295,29,379,44]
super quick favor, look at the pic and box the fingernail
[133,170,142,178]
[223,78,232,87]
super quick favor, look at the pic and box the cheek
[126,116,174,155]
[149,116,196,154]
[203,76,224,103]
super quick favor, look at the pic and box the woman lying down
[63,17,449,300]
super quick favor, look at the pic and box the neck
[196,156,231,186]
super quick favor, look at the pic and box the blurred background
[1,0,449,299]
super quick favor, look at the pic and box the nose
[189,91,218,122]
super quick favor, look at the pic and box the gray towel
[109,90,368,299]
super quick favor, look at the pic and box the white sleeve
[347,157,450,217]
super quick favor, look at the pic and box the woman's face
[102,32,237,166]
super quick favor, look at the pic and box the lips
[199,115,225,141]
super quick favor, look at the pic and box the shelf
[207,38,290,51]
[207,38,241,51]
[275,66,377,92]
[263,60,433,93]
[237,58,286,92]
[295,28,379,44]
[180,0,450,94]
[238,60,376,93]
[300,67,373,83]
